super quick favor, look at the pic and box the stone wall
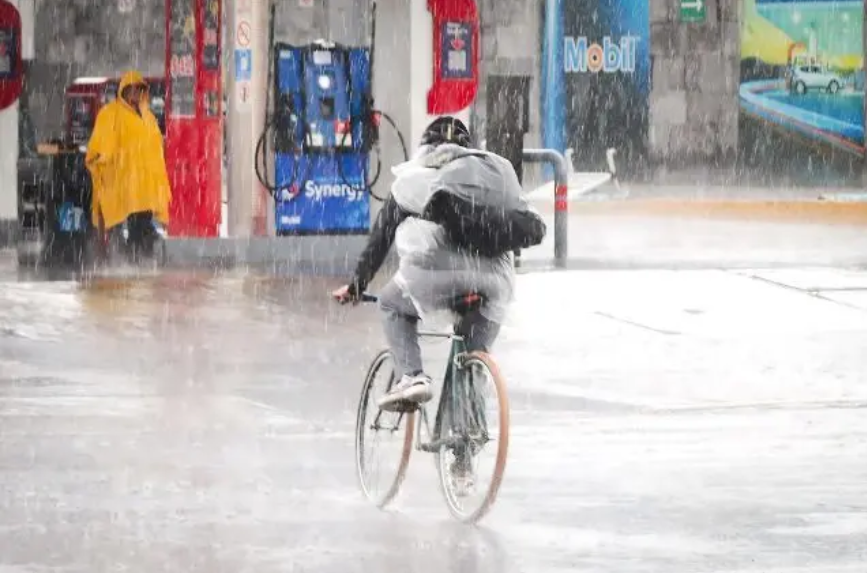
[648,0,741,169]
[474,0,543,183]
[23,0,166,145]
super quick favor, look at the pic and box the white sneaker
[377,373,433,412]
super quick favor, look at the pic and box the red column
[164,0,223,237]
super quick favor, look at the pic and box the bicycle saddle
[450,292,486,315]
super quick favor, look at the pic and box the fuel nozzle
[360,94,380,153]
[274,92,298,153]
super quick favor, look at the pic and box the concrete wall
[474,0,544,184]
[648,0,741,171]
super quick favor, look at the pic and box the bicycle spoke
[355,350,414,508]
[436,353,509,523]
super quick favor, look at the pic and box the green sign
[680,0,706,23]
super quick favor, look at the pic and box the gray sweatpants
[378,279,501,378]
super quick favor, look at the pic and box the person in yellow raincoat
[85,70,171,262]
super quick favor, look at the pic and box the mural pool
[769,92,864,126]
[740,80,865,155]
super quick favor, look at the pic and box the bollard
[522,148,569,268]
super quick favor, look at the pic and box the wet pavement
[520,200,867,270]
[1,246,866,572]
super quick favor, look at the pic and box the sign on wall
[233,0,253,112]
[426,0,479,114]
[739,0,865,184]
[441,21,473,80]
[560,0,650,172]
[0,0,22,112]
[679,0,706,23]
[0,26,16,78]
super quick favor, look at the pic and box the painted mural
[739,0,865,182]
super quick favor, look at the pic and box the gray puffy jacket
[350,143,537,322]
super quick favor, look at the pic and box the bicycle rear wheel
[436,351,510,523]
[355,349,415,508]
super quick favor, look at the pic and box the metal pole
[522,148,569,268]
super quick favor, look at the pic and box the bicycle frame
[414,330,489,455]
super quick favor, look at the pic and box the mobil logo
[304,179,365,202]
[563,35,639,74]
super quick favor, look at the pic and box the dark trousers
[126,211,157,260]
[104,210,156,263]
[378,279,501,378]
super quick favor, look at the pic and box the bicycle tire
[355,349,415,508]
[436,351,510,523]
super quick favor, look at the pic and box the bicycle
[352,291,510,524]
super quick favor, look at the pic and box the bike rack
[522,148,569,268]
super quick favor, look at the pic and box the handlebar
[334,290,379,305]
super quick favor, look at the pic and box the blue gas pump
[269,40,372,235]
[255,2,407,236]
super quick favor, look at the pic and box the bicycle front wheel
[355,349,415,508]
[436,351,510,523]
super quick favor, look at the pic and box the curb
[162,236,368,274]
[536,199,867,225]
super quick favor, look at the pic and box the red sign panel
[0,0,22,112]
[427,0,479,114]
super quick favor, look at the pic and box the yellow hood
[117,70,150,111]
[118,70,146,94]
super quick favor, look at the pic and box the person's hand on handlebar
[332,284,360,305]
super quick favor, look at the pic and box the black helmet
[420,116,472,148]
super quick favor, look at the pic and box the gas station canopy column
[225,0,270,238]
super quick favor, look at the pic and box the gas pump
[255,2,407,236]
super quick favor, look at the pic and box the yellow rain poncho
[85,71,172,230]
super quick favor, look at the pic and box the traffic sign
[680,0,706,23]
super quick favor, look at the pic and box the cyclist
[332,116,545,412]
